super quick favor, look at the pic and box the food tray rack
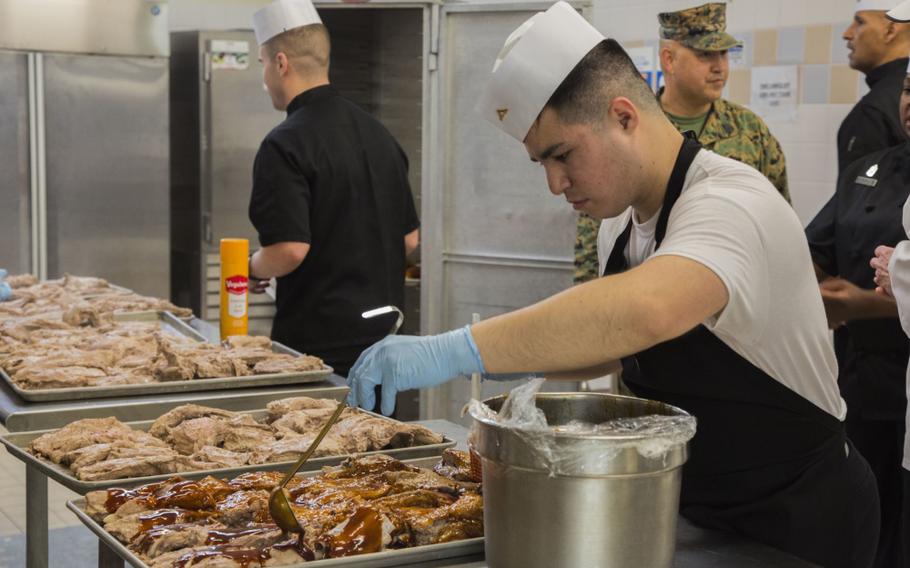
[1,312,335,402]
[65,456,484,568]
[0,407,455,493]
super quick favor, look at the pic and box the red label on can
[225,275,248,295]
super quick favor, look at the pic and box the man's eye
[555,151,571,162]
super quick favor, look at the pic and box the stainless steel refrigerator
[0,0,170,297]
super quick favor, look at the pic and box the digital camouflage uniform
[574,2,790,283]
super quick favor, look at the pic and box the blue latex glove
[0,269,9,302]
[347,326,485,416]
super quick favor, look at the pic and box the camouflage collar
[657,88,736,143]
[698,98,738,145]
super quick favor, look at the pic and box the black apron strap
[603,133,701,277]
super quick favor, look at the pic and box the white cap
[855,0,903,12]
[887,0,910,20]
[252,0,322,46]
[477,1,605,141]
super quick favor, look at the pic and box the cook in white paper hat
[253,0,322,46]
[346,2,883,562]
[844,0,910,74]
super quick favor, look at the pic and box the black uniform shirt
[249,85,419,359]
[836,57,908,174]
[806,142,910,418]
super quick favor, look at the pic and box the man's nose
[545,165,570,195]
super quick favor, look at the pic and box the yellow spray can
[220,238,249,340]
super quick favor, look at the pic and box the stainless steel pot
[471,392,692,568]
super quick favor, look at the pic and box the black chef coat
[249,85,419,372]
[807,142,910,420]
[837,57,908,174]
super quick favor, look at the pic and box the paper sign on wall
[750,65,798,122]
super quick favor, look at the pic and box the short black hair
[545,39,661,124]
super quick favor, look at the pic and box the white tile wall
[592,0,864,226]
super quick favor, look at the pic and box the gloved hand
[346,326,485,416]
[0,269,10,302]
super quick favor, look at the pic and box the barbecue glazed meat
[85,454,482,567]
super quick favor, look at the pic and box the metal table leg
[25,463,48,568]
[98,540,124,568]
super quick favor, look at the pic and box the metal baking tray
[1,408,455,493]
[1,312,334,402]
[66,456,484,568]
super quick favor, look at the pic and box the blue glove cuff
[0,282,11,302]
[460,325,486,375]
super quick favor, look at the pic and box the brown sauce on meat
[174,546,271,568]
[320,507,383,557]
[104,482,163,513]
[155,480,216,510]
[273,532,316,561]
[137,509,211,534]
[205,527,273,545]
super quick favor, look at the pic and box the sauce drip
[273,531,316,561]
[174,546,270,568]
[320,507,383,558]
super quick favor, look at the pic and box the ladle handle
[277,400,347,489]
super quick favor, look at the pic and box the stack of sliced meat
[28,397,446,481]
[0,273,192,322]
[83,452,482,567]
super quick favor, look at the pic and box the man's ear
[609,97,639,132]
[276,52,290,75]
[658,45,673,75]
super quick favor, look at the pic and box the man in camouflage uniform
[574,2,789,283]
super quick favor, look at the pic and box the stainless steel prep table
[0,317,351,568]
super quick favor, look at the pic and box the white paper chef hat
[253,0,323,46]
[888,0,910,20]
[855,0,903,12]
[477,1,605,142]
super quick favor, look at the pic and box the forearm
[471,256,726,373]
[543,360,621,381]
[249,242,309,279]
[847,289,898,320]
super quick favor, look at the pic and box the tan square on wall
[829,65,859,104]
[753,29,778,66]
[623,40,646,48]
[804,25,832,65]
[727,69,751,106]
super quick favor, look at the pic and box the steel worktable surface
[0,317,350,568]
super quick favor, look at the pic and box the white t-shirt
[597,150,846,420]
[886,199,910,470]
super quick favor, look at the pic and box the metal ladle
[268,400,347,533]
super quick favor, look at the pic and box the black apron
[603,136,880,568]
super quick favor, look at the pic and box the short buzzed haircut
[545,39,661,124]
[263,23,331,69]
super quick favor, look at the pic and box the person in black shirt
[807,58,910,568]
[247,0,420,379]
[838,3,910,173]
